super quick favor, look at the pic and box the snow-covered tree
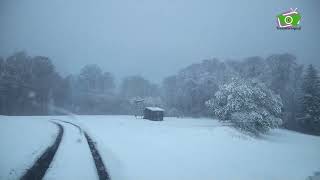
[143,96,164,107]
[229,54,303,128]
[120,76,159,99]
[300,64,320,133]
[206,78,283,135]
[162,59,236,116]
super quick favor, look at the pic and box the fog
[0,0,319,82]
[1,2,320,179]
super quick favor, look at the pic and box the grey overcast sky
[0,0,319,82]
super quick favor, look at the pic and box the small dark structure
[143,107,164,121]
[133,98,145,118]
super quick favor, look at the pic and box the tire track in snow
[52,119,82,134]
[53,119,111,180]
[44,120,97,179]
[84,132,111,180]
[20,122,64,180]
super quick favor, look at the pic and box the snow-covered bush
[206,78,283,135]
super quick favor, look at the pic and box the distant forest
[0,52,319,134]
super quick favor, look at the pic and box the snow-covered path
[43,120,98,180]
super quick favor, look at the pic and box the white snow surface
[1,115,320,180]
[78,115,320,180]
[0,116,57,179]
[43,120,98,180]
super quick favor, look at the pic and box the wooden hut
[143,107,164,121]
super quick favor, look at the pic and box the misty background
[1,0,320,136]
[1,2,320,180]
[0,0,319,82]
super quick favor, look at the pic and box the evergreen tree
[300,64,320,133]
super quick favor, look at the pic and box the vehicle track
[53,119,111,180]
[20,122,64,180]
[84,132,111,180]
[52,119,82,134]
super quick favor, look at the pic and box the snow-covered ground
[78,115,320,180]
[43,120,98,180]
[0,116,57,179]
[1,115,320,180]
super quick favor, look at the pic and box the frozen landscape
[1,1,320,179]
[1,115,320,180]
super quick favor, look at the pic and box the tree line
[0,52,319,134]
[0,52,161,116]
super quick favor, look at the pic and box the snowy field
[0,116,57,179]
[1,115,320,180]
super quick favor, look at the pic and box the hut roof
[145,107,164,112]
